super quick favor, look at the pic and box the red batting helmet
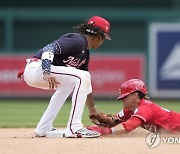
[117,79,147,100]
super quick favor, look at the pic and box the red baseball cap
[88,16,111,40]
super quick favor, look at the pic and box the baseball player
[17,16,111,138]
[87,79,180,135]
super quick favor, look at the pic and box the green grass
[0,99,180,128]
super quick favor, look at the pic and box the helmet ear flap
[136,91,145,99]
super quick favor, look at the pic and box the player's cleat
[35,133,45,137]
[35,127,57,137]
[51,127,57,131]
[67,127,100,138]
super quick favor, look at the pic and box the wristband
[111,127,116,134]
[41,51,54,61]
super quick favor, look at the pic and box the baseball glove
[89,112,120,127]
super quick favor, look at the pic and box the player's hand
[43,73,60,89]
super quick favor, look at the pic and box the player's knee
[75,72,91,92]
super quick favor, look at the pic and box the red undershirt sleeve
[122,117,143,132]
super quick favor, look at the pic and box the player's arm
[41,42,60,89]
[86,93,98,115]
[111,106,151,135]
[111,117,143,135]
[87,117,143,136]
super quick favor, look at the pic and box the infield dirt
[0,128,180,154]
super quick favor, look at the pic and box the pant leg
[35,87,73,136]
[65,71,92,136]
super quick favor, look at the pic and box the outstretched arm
[86,93,98,115]
[111,117,143,135]
[87,117,143,136]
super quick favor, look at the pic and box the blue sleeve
[42,59,51,74]
[41,42,60,74]
[42,42,60,54]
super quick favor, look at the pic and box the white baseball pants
[23,59,92,137]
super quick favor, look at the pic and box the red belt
[28,58,39,64]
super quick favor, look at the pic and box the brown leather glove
[89,112,120,127]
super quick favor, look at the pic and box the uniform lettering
[63,56,86,68]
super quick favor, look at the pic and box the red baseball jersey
[117,99,180,133]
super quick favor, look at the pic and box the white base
[45,129,66,138]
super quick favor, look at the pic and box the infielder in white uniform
[18,16,111,138]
